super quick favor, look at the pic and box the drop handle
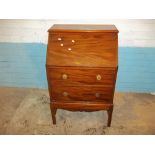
[63,92,68,97]
[68,48,72,51]
[96,74,102,80]
[58,37,62,41]
[62,74,68,80]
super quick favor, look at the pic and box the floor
[0,87,155,135]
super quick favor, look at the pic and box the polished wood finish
[50,103,57,124]
[47,32,118,67]
[50,86,113,102]
[46,24,119,127]
[107,107,113,127]
[51,101,113,110]
[47,67,116,86]
[48,24,119,33]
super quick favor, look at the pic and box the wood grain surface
[51,101,113,111]
[47,32,118,67]
[50,86,113,102]
[47,67,116,86]
[46,24,118,126]
[48,24,119,33]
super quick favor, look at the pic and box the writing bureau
[46,24,119,127]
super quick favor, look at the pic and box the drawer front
[47,32,118,67]
[47,67,116,87]
[50,86,113,102]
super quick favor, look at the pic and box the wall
[0,19,155,92]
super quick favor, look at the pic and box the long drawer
[50,86,113,102]
[47,67,116,87]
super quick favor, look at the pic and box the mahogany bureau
[46,24,119,127]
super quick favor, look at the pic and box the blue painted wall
[0,43,47,88]
[0,43,155,92]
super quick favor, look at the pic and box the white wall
[0,19,155,47]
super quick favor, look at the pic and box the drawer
[47,32,118,67]
[47,67,116,86]
[50,86,113,102]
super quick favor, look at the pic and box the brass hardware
[96,74,102,80]
[95,93,100,98]
[60,43,64,46]
[75,61,80,65]
[62,74,68,80]
[63,92,68,97]
[72,40,75,43]
[58,37,62,41]
[68,48,72,51]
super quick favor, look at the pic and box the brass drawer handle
[63,92,68,97]
[68,48,72,51]
[96,74,102,80]
[95,93,100,98]
[58,37,62,41]
[62,74,68,80]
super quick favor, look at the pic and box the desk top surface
[48,24,119,33]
